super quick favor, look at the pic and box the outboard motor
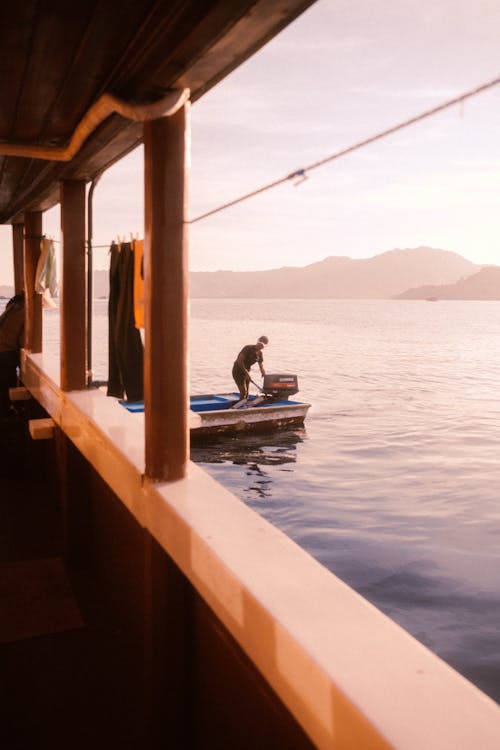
[262,374,299,400]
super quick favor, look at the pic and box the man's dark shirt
[236,344,262,371]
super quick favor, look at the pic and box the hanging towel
[35,238,58,297]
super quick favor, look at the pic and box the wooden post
[24,211,43,352]
[12,223,24,294]
[143,103,190,481]
[60,180,87,390]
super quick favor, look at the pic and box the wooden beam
[12,223,24,294]
[24,212,43,352]
[28,418,55,440]
[143,104,190,481]
[9,386,31,401]
[60,180,87,390]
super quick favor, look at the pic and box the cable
[188,74,500,225]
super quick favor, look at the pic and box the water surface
[38,297,500,702]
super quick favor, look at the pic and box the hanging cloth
[35,238,58,297]
[107,241,144,401]
[133,239,145,329]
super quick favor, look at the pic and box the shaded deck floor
[0,413,145,749]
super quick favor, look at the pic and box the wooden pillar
[12,223,24,293]
[60,180,86,390]
[24,211,43,352]
[143,103,190,481]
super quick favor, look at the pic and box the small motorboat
[121,374,311,438]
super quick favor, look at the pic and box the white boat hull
[190,400,310,438]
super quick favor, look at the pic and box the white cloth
[35,238,58,296]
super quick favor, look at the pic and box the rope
[188,74,500,225]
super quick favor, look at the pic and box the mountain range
[3,246,499,300]
[189,246,480,299]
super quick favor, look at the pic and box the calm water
[37,298,500,702]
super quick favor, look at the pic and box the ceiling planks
[0,0,316,224]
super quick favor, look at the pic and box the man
[232,335,268,400]
[0,292,25,416]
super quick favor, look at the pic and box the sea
[18,297,500,703]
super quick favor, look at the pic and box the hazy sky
[1,0,500,284]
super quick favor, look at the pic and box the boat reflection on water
[190,429,305,500]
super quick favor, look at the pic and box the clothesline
[22,236,141,250]
[188,72,500,224]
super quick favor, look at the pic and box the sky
[1,0,500,285]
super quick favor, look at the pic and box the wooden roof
[0,0,315,224]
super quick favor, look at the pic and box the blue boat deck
[121,394,305,414]
[190,394,237,412]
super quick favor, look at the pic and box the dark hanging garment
[107,241,144,401]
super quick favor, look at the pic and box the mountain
[395,265,500,300]
[0,247,484,301]
[190,247,479,299]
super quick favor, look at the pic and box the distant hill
[395,265,500,300]
[2,247,485,301]
[190,247,479,299]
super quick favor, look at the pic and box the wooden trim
[143,104,190,481]
[24,212,43,352]
[60,180,87,390]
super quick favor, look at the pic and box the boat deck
[0,414,145,749]
[120,393,307,412]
